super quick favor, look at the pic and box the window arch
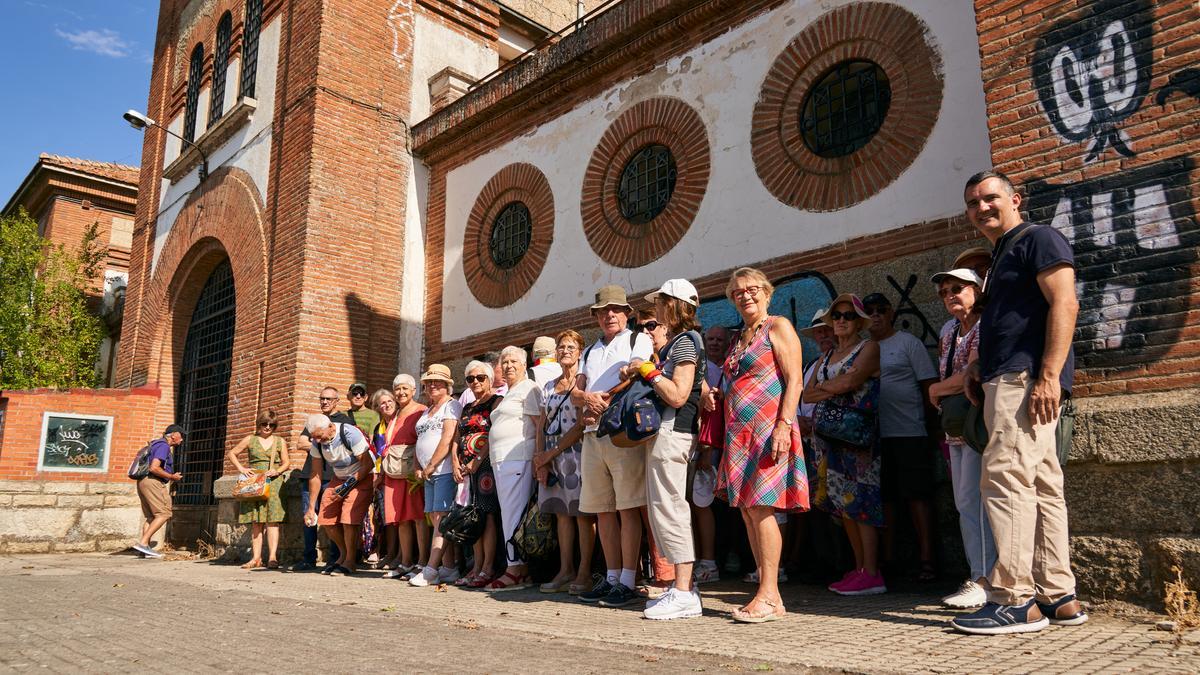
[240,0,263,99]
[208,12,233,128]
[183,43,204,143]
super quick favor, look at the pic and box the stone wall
[0,480,143,553]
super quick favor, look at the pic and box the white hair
[499,345,527,364]
[392,373,416,389]
[464,360,492,379]
[305,413,332,434]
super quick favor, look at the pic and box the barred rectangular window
[183,43,204,143]
[208,12,233,128]
[239,0,263,99]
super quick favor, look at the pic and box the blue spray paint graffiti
[697,272,836,366]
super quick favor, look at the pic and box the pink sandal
[455,572,478,587]
[484,571,530,593]
[467,570,496,588]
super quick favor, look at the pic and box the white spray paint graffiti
[388,0,414,73]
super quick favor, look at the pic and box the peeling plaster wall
[411,13,499,122]
[437,0,992,342]
[152,17,281,272]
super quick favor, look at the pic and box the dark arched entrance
[171,259,236,545]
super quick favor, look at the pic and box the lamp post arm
[155,124,210,182]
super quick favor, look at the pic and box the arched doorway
[171,259,236,545]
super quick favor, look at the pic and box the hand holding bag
[380,444,414,478]
[812,344,878,450]
[233,438,277,501]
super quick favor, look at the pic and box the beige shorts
[137,478,173,519]
[580,431,647,513]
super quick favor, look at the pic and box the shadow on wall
[344,292,403,391]
[698,272,836,366]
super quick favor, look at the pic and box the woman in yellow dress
[227,409,291,569]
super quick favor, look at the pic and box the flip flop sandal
[732,598,785,624]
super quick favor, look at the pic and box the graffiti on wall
[885,274,941,350]
[698,272,835,364]
[1031,0,1153,163]
[1027,0,1199,369]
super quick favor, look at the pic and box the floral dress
[459,394,501,513]
[538,380,583,516]
[718,316,809,511]
[237,435,286,524]
[937,319,980,444]
[810,340,883,526]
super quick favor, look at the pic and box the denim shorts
[424,472,455,513]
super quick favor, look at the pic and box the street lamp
[123,109,209,182]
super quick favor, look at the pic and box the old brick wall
[976,0,1200,602]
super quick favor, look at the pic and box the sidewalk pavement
[1,553,1198,673]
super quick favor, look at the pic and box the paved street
[1,553,1197,674]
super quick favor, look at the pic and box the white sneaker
[942,579,987,608]
[644,588,702,620]
[645,587,675,610]
[693,562,721,585]
[437,566,461,584]
[132,544,163,558]
[408,566,438,587]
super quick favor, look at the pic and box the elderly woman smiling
[804,293,884,597]
[408,364,462,587]
[454,359,503,588]
[485,345,543,592]
[709,266,810,623]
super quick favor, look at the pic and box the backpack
[506,486,557,562]
[127,441,156,480]
[596,378,663,448]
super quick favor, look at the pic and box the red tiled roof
[38,153,139,186]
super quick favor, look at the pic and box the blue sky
[1,1,157,199]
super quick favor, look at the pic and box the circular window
[618,144,677,224]
[801,60,891,158]
[489,201,532,269]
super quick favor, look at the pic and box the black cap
[861,292,892,308]
[348,382,367,395]
[163,424,185,438]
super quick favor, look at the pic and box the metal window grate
[489,201,532,269]
[174,260,236,507]
[618,144,677,224]
[208,12,233,128]
[183,43,204,143]
[239,0,263,100]
[800,60,892,158]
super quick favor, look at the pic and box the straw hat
[532,336,556,359]
[819,293,869,326]
[419,363,454,385]
[953,246,992,269]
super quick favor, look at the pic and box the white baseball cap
[930,268,984,287]
[645,278,699,306]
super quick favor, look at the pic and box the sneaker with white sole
[942,579,987,608]
[832,571,886,596]
[408,566,438,587]
[951,599,1049,635]
[693,563,721,585]
[132,544,163,558]
[437,566,461,584]
[644,588,702,620]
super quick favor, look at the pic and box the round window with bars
[489,201,532,269]
[801,60,891,158]
[617,145,677,224]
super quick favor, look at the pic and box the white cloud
[55,28,132,58]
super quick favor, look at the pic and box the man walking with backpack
[132,425,185,558]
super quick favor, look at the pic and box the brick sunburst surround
[751,2,943,212]
[581,97,710,268]
[463,163,555,307]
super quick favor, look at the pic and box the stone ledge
[163,97,257,182]
[1072,388,1200,464]
[0,480,44,494]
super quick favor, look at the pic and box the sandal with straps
[484,571,531,593]
[467,570,497,588]
[241,560,264,570]
[732,597,785,624]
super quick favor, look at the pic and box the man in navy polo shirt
[952,170,1087,635]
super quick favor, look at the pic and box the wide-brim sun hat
[953,246,992,269]
[590,284,634,311]
[798,308,828,337]
[930,267,985,287]
[420,363,454,385]
[820,293,869,326]
[645,278,699,306]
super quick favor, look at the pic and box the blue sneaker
[598,582,638,608]
[1036,594,1089,626]
[578,577,614,603]
[950,599,1049,635]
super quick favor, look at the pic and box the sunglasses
[465,374,489,383]
[641,321,660,332]
[828,310,860,321]
[350,391,366,398]
[939,284,970,298]
[260,422,277,429]
[864,306,890,316]
[319,396,336,402]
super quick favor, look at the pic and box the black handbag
[506,486,556,562]
[813,344,878,450]
[439,487,485,546]
[939,393,972,438]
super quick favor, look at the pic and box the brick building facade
[99,0,1198,601]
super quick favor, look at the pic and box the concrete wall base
[0,479,142,553]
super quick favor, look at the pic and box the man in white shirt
[530,335,563,388]
[302,414,372,576]
[572,284,653,608]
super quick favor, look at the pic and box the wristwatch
[650,374,664,385]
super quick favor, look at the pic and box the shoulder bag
[813,343,878,450]
[233,437,277,501]
[506,485,557,562]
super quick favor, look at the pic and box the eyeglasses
[939,284,970,298]
[828,310,860,321]
[864,306,890,316]
[731,286,761,299]
[260,422,277,429]
[318,396,336,402]
[557,344,579,353]
[465,374,489,383]
[641,321,660,332]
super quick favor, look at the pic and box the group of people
[141,170,1086,634]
